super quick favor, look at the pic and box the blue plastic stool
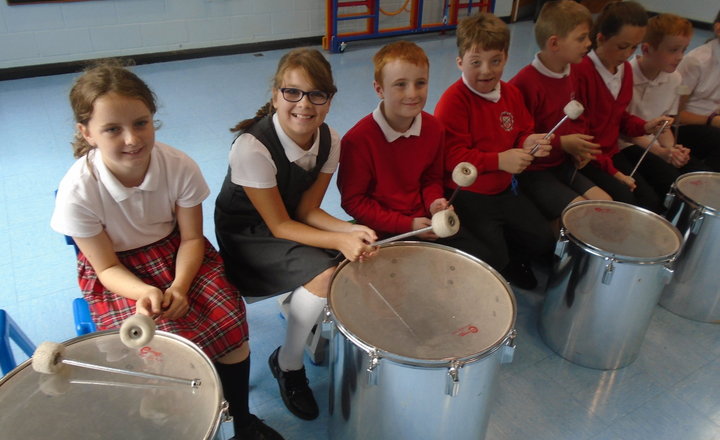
[73,298,97,336]
[0,310,36,375]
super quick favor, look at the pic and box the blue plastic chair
[73,298,96,336]
[0,310,36,375]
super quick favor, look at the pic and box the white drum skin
[0,331,227,439]
[661,172,720,323]
[540,201,682,370]
[327,242,516,440]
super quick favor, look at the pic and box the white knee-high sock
[278,285,326,371]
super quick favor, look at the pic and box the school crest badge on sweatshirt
[499,111,514,132]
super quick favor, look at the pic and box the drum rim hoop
[329,315,517,367]
[0,330,226,439]
[560,200,683,262]
[328,241,517,366]
[674,171,720,217]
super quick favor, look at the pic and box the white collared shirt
[462,73,501,102]
[372,103,422,142]
[531,53,570,79]
[51,143,210,252]
[589,50,624,99]
[678,38,720,115]
[228,113,340,188]
[627,55,680,119]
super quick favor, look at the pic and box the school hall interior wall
[0,0,325,69]
[641,0,717,24]
[0,0,518,71]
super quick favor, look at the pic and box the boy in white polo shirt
[623,13,709,174]
[676,9,720,171]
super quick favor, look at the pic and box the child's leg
[270,266,335,421]
[215,342,283,439]
[678,124,720,171]
[278,267,334,371]
[579,162,636,205]
[452,191,509,271]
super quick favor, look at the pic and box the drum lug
[555,230,568,258]
[690,210,705,235]
[663,191,675,209]
[320,307,333,338]
[220,400,231,423]
[661,263,675,285]
[366,349,381,387]
[602,258,615,285]
[501,329,517,364]
[445,360,461,397]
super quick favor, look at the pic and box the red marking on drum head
[139,346,163,361]
[594,207,611,213]
[689,179,703,186]
[453,324,479,337]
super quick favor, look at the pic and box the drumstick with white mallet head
[529,100,585,156]
[629,119,670,178]
[372,210,461,246]
[31,314,201,388]
[447,161,478,205]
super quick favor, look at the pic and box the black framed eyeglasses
[279,87,332,105]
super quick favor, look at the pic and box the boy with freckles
[434,13,555,290]
[338,40,490,261]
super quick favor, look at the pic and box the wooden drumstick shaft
[629,120,670,178]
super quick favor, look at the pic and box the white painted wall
[0,0,325,69]
[641,1,717,24]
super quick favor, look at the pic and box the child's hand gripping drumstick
[372,210,461,247]
[529,100,584,156]
[629,119,670,178]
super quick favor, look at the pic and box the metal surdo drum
[0,330,228,439]
[540,201,682,370]
[327,242,516,440]
[661,172,720,322]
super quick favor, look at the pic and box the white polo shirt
[678,39,720,115]
[51,143,210,252]
[229,113,341,189]
[620,56,681,148]
[372,102,422,142]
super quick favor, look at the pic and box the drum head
[562,200,681,261]
[329,242,515,363]
[677,172,720,215]
[0,331,222,440]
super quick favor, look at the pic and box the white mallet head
[563,100,584,120]
[676,85,691,96]
[451,162,478,187]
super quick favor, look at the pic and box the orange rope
[380,0,411,16]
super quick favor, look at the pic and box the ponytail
[230,101,275,133]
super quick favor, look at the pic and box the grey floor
[1,19,719,440]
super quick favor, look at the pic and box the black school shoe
[501,260,538,291]
[268,347,319,420]
[231,414,284,440]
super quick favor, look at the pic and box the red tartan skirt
[77,230,249,361]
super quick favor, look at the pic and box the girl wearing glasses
[215,48,377,420]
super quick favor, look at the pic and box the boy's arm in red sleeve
[420,132,446,211]
[435,92,500,172]
[620,111,647,138]
[338,136,414,234]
